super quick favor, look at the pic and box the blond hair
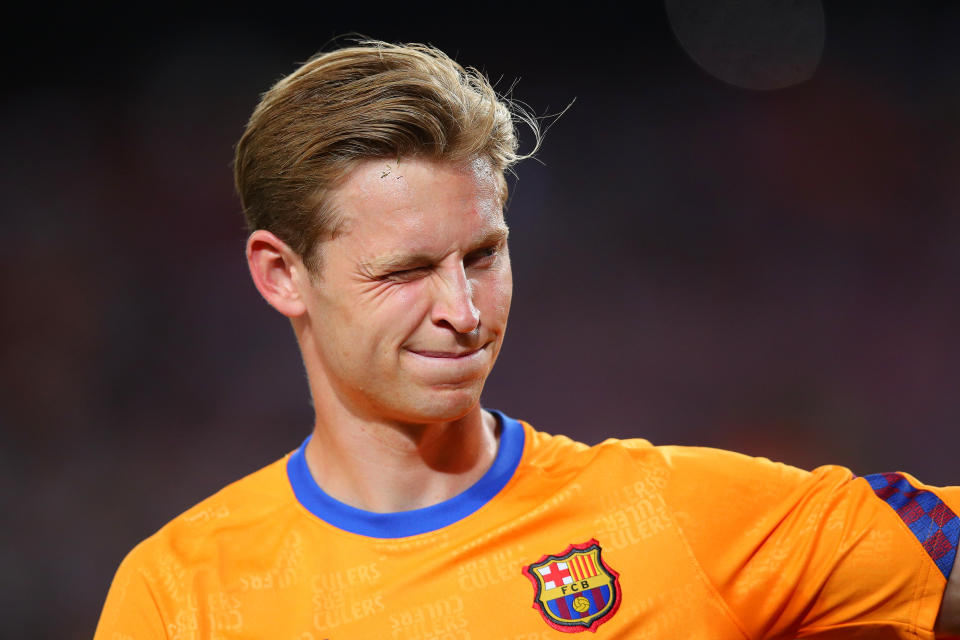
[234,41,539,271]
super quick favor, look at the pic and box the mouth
[403,343,493,385]
[407,346,484,359]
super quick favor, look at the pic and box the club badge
[521,539,621,633]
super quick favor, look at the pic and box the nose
[431,263,480,334]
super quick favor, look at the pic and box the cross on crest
[521,539,621,633]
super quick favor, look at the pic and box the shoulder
[122,453,297,571]
[520,422,657,470]
[516,422,678,493]
[97,453,302,635]
[656,444,820,492]
[519,423,829,489]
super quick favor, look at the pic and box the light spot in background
[665,0,825,90]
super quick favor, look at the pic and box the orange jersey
[96,412,959,639]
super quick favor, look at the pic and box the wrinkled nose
[431,264,480,334]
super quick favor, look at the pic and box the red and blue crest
[521,539,621,633]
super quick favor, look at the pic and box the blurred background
[3,1,960,636]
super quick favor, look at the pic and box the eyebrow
[362,225,509,274]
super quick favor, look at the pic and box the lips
[403,344,492,385]
[408,347,482,359]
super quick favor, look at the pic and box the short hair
[234,40,539,272]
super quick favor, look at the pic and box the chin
[393,385,484,424]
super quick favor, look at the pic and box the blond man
[96,42,960,639]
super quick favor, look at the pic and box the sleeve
[660,446,960,640]
[94,543,168,640]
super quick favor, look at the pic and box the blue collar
[286,410,525,538]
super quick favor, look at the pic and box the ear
[246,230,308,318]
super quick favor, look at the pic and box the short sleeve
[94,542,167,639]
[660,446,960,640]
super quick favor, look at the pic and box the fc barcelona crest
[521,539,621,633]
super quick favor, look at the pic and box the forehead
[330,156,504,237]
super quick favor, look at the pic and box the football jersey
[95,411,960,639]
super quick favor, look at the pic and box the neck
[302,406,500,512]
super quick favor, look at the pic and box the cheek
[477,268,513,326]
[365,283,433,345]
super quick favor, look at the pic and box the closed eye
[382,265,431,282]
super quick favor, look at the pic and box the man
[96,41,960,638]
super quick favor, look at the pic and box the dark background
[3,2,959,637]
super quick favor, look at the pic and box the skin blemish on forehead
[330,159,505,284]
[347,160,413,201]
[353,157,499,198]
[379,160,406,181]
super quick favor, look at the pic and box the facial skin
[251,156,512,429]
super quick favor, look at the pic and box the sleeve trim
[863,473,959,580]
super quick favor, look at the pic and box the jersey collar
[286,410,525,538]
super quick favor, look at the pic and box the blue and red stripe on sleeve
[864,472,959,579]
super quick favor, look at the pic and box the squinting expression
[298,156,513,424]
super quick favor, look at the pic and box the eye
[383,266,430,282]
[465,245,499,268]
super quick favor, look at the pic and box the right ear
[246,230,308,318]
